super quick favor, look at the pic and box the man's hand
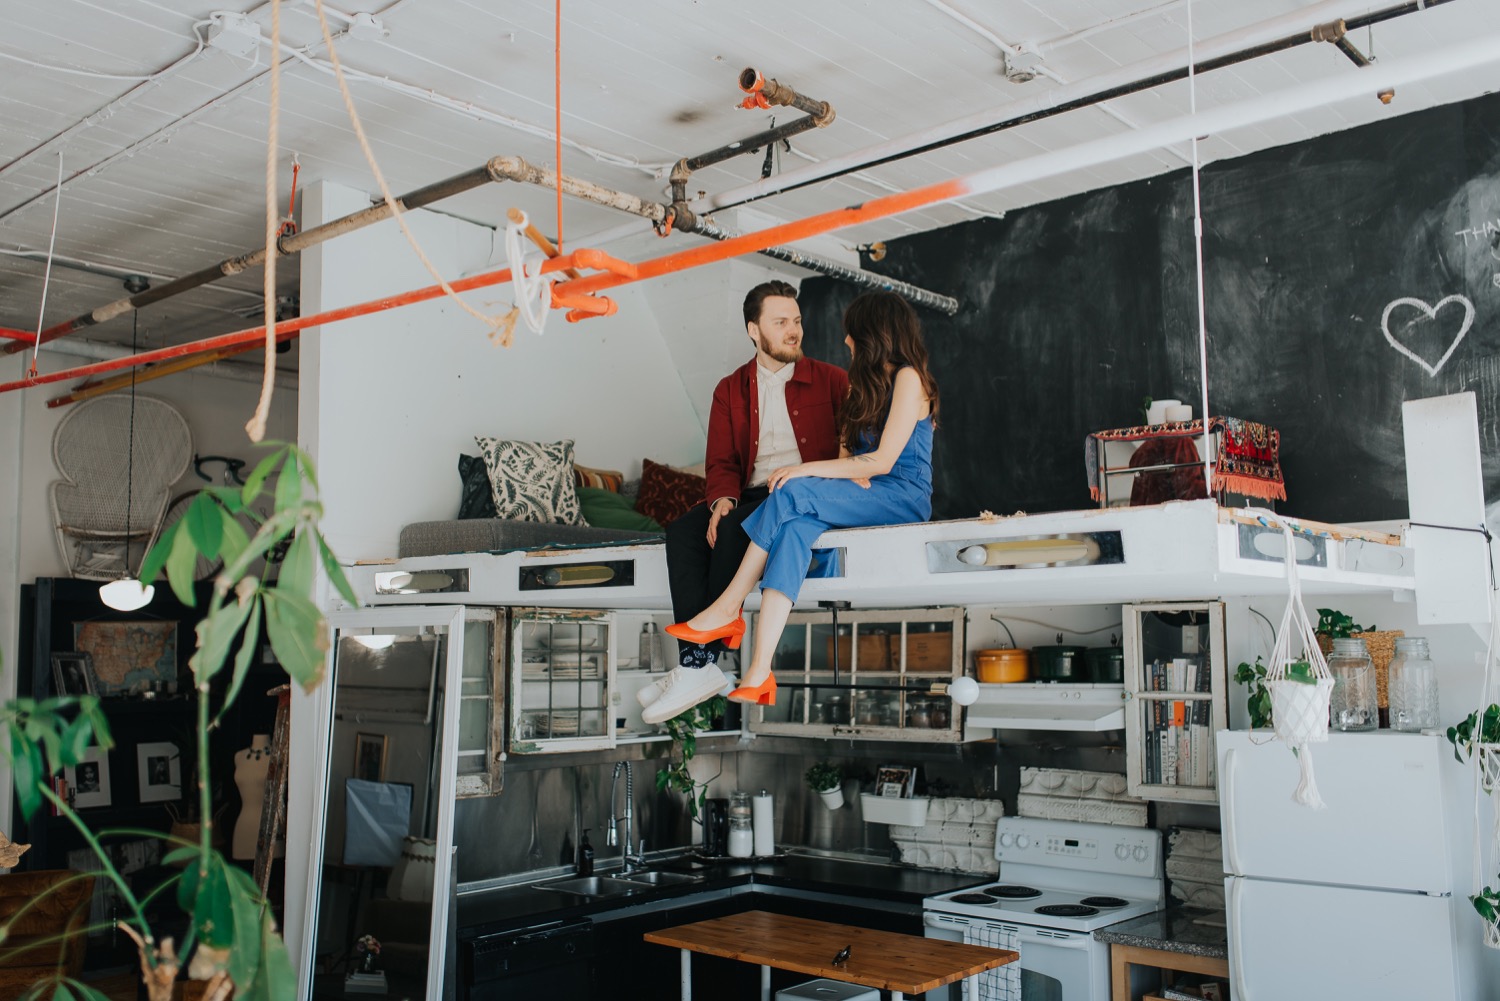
[706,497,735,547]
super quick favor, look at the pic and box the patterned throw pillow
[473,437,586,525]
[634,458,706,527]
[573,464,625,492]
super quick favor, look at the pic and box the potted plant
[654,696,728,821]
[1446,703,1500,788]
[1233,656,1273,729]
[806,761,844,809]
[1471,880,1500,948]
[1,443,342,1001]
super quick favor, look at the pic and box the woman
[666,290,939,706]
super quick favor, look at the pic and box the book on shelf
[344,970,388,995]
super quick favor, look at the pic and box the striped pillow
[573,464,625,493]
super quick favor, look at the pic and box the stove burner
[1035,904,1099,918]
[980,884,1042,899]
[950,893,998,904]
[1080,896,1129,908]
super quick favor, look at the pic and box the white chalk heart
[1381,294,1474,377]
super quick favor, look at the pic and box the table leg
[760,964,770,1001]
[680,948,692,1001]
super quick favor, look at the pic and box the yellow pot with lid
[975,648,1030,683]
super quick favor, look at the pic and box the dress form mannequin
[232,734,282,861]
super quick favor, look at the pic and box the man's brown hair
[742,280,798,327]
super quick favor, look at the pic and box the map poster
[72,621,178,697]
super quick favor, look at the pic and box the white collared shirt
[748,361,801,488]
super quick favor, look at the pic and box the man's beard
[758,334,803,365]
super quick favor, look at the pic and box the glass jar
[1328,637,1377,731]
[727,791,754,857]
[1389,636,1441,733]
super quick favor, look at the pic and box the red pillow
[635,459,706,526]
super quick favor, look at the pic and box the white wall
[294,180,743,563]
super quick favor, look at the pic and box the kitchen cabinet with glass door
[509,608,617,753]
[1123,601,1227,802]
[745,606,967,741]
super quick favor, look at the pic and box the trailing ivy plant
[1,443,354,1001]
[653,695,727,821]
[1233,657,1273,729]
[1446,703,1500,766]
[1472,881,1500,934]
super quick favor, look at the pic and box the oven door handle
[1008,924,1095,950]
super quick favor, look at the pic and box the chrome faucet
[609,761,645,872]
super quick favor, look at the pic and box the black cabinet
[11,578,283,967]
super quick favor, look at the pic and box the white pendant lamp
[99,280,155,612]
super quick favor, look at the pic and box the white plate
[549,652,601,669]
[534,634,602,650]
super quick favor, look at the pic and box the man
[641,280,849,725]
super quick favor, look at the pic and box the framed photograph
[73,620,178,697]
[64,746,111,809]
[354,732,389,783]
[51,651,96,697]
[136,742,182,803]
[875,764,917,799]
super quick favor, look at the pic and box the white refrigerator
[1218,729,1488,1001]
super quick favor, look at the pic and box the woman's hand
[767,464,811,491]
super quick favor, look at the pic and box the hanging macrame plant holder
[1255,513,1335,808]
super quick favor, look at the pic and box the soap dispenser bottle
[578,830,594,876]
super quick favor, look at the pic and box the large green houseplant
[1,444,354,1001]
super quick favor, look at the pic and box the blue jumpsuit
[741,415,933,602]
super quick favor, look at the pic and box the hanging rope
[278,155,301,239]
[246,0,284,444]
[29,151,64,379]
[505,211,553,337]
[124,310,139,576]
[554,0,564,253]
[1186,0,1214,490]
[310,0,511,342]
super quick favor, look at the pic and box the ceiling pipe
[692,0,1463,216]
[39,337,296,392]
[6,163,499,355]
[7,19,1495,401]
[690,220,958,315]
[0,247,266,304]
[665,69,836,234]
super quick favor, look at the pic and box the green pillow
[577,487,664,533]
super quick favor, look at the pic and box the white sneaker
[641,664,728,725]
[636,672,675,708]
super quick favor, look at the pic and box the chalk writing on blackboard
[1380,294,1475,377]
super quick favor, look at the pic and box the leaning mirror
[299,606,463,1000]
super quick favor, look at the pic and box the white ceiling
[2,0,1499,358]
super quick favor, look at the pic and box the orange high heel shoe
[665,614,747,649]
[728,672,777,706]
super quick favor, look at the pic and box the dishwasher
[463,917,594,1000]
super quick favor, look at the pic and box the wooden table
[1109,942,1229,1001]
[644,909,1018,1001]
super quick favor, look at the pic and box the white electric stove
[923,817,1164,1000]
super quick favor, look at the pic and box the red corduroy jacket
[704,357,850,507]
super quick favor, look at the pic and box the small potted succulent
[806,761,844,810]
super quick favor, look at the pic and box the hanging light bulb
[100,281,155,612]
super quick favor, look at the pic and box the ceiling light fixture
[99,280,155,612]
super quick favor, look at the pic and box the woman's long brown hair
[838,291,940,450]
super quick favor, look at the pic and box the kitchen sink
[537,876,643,898]
[616,869,701,886]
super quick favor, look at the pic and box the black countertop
[1091,906,1228,960]
[457,855,988,938]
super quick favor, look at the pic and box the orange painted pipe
[4,171,973,398]
[46,348,240,407]
[0,327,37,344]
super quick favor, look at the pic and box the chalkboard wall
[798,90,1500,524]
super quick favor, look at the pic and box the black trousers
[664,486,771,648]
